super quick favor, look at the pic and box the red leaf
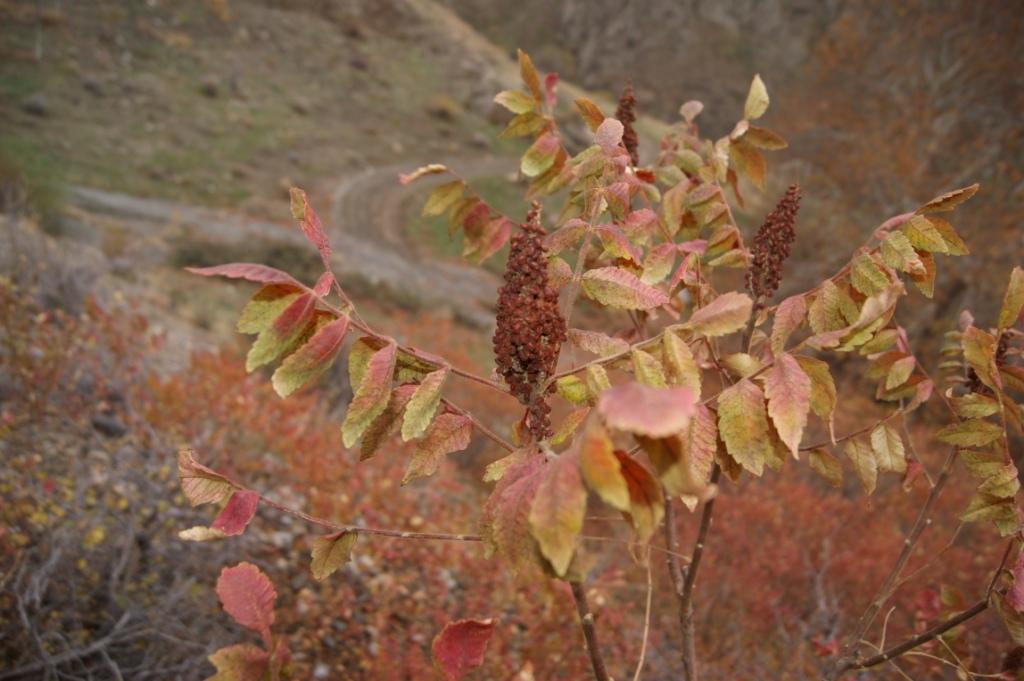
[431,618,497,681]
[543,72,558,109]
[271,316,350,397]
[598,382,696,438]
[217,562,277,647]
[289,187,332,269]
[211,490,260,536]
[313,271,333,297]
[595,117,624,152]
[186,263,301,287]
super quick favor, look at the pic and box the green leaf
[951,393,1001,420]
[237,285,302,334]
[271,316,349,397]
[494,89,536,114]
[999,266,1024,330]
[685,291,753,337]
[246,293,316,371]
[960,493,1022,536]
[808,448,843,487]
[529,452,587,576]
[422,180,466,217]
[585,364,612,397]
[851,255,891,297]
[631,349,667,388]
[881,231,925,274]
[581,267,669,310]
[500,111,547,139]
[870,424,906,474]
[845,438,877,495]
[401,367,449,441]
[743,74,769,120]
[662,331,701,396]
[717,378,772,476]
[936,419,1003,448]
[310,531,357,581]
[402,413,473,484]
[360,384,417,460]
[341,341,398,447]
[521,131,559,177]
[903,216,948,253]
[556,375,591,406]
[765,353,811,457]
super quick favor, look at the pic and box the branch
[570,581,612,681]
[441,398,516,452]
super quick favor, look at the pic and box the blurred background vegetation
[1,1,1021,678]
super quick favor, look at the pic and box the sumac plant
[180,50,1024,680]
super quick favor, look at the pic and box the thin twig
[631,556,654,681]
[441,398,516,452]
[570,581,611,681]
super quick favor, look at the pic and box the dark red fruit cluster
[493,202,566,441]
[746,184,801,303]
[615,80,640,166]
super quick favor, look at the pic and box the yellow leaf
[310,531,357,581]
[743,74,769,120]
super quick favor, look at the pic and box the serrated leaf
[272,316,349,397]
[207,644,269,681]
[631,349,667,388]
[809,281,852,334]
[480,457,544,574]
[568,328,629,357]
[950,393,1001,419]
[289,187,331,267]
[765,353,811,457]
[641,243,677,284]
[432,618,496,681]
[978,463,1021,498]
[845,438,877,495]
[870,424,906,474]
[186,263,301,287]
[595,117,624,153]
[598,382,696,438]
[917,183,979,213]
[851,255,891,297]
[808,448,843,487]
[579,423,629,511]
[529,452,587,576]
[401,367,449,441]
[517,49,542,100]
[550,407,590,446]
[908,251,936,298]
[521,131,560,177]
[744,74,769,120]
[686,292,753,338]
[178,449,235,506]
[494,89,536,114]
[585,364,612,397]
[423,180,466,217]
[246,292,316,372]
[581,267,669,310]
[926,216,969,255]
[743,126,787,149]
[574,97,605,131]
[960,493,1022,536]
[885,355,917,390]
[881,231,925,275]
[237,285,302,335]
[615,451,665,543]
[556,375,591,406]
[500,111,547,139]
[903,216,948,253]
[211,490,260,536]
[662,331,701,395]
[771,295,806,355]
[402,413,473,484]
[341,341,397,447]
[360,384,417,460]
[310,531,357,581]
[999,266,1024,330]
[962,325,999,391]
[717,378,771,476]
[217,562,276,647]
[936,419,1003,447]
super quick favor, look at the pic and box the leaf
[211,490,260,536]
[500,111,547,139]
[529,452,587,576]
[465,216,512,264]
[574,97,605,132]
[288,187,331,268]
[341,341,397,447]
[908,251,936,298]
[178,450,235,506]
[585,364,612,397]
[579,423,629,511]
[851,255,891,297]
[729,140,766,189]
[517,49,542,100]
[743,126,787,149]
[771,295,806,354]
[521,131,560,178]
[401,367,449,441]
[679,100,703,123]
[926,216,969,255]
[581,267,669,310]
[903,216,948,254]
[845,439,877,495]
[237,286,302,335]
[187,263,303,288]
[881,231,925,275]
[743,74,769,120]
[598,382,697,438]
[765,353,811,457]
[662,331,701,395]
[936,419,1003,448]
[595,118,624,153]
[360,384,417,460]
[550,407,591,446]
[641,243,677,284]
[399,163,448,184]
[808,448,843,487]
[951,393,1001,420]
[480,457,545,574]
[310,531,357,581]
[402,413,473,484]
[271,316,349,397]
[916,183,979,213]
[870,424,906,474]
[568,328,629,357]
[631,349,667,388]
[962,325,999,391]
[246,293,316,372]
[556,376,591,406]
[885,355,917,390]
[217,562,276,647]
[614,451,665,543]
[685,292,753,337]
[999,266,1024,330]
[207,644,269,681]
[178,526,228,542]
[423,180,466,217]
[960,493,1022,536]
[717,379,772,476]
[432,618,497,681]
[494,89,536,114]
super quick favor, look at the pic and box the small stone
[21,93,49,117]
[81,76,104,97]
[289,96,311,115]
[199,75,219,98]
[91,414,127,438]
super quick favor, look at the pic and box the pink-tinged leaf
[764,353,811,457]
[399,163,448,185]
[186,263,301,287]
[717,379,772,476]
[544,220,588,254]
[581,267,669,310]
[529,450,587,576]
[641,242,677,284]
[341,341,398,447]
[246,292,317,372]
[211,490,260,536]
[678,239,709,254]
[207,644,269,681]
[771,295,806,354]
[217,562,276,647]
[178,449,235,506]
[480,457,545,574]
[402,412,473,485]
[568,328,629,357]
[598,382,696,438]
[465,217,511,264]
[432,618,497,681]
[360,384,418,461]
[1008,552,1024,612]
[614,451,665,544]
[521,132,560,178]
[685,292,753,337]
[313,271,333,297]
[543,72,559,109]
[623,208,659,240]
[594,224,642,263]
[595,118,624,153]
[271,316,349,397]
[289,187,332,268]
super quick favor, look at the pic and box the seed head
[615,80,639,166]
[746,184,801,303]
